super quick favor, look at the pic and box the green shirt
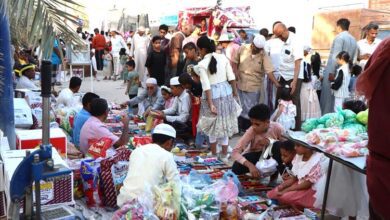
[127,71,139,95]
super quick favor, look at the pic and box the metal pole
[41,60,52,145]
[321,158,333,220]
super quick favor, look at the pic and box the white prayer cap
[303,45,312,52]
[146,77,157,85]
[170,77,180,86]
[161,85,171,93]
[218,32,234,42]
[253,35,266,49]
[138,26,146,32]
[153,123,176,138]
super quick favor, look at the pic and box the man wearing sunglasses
[121,77,165,115]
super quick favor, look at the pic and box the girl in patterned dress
[267,144,328,208]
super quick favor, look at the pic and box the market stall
[283,108,370,219]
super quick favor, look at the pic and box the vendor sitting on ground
[72,92,100,148]
[122,77,165,115]
[16,63,39,90]
[231,104,285,181]
[151,77,192,139]
[79,98,130,154]
[117,123,179,206]
[57,76,82,107]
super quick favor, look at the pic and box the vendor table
[283,132,366,220]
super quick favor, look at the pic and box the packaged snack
[87,137,113,159]
[111,161,129,193]
[80,159,103,207]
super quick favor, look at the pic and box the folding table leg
[321,158,334,220]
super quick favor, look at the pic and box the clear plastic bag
[153,181,182,220]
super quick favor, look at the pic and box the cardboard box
[1,148,74,212]
[14,98,33,129]
[16,128,67,157]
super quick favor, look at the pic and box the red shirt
[92,34,106,50]
[356,37,390,218]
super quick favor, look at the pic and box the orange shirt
[92,34,106,50]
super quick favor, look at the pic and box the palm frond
[7,0,86,58]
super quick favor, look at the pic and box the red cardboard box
[16,128,67,157]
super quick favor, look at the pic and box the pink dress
[267,152,328,208]
[164,97,174,110]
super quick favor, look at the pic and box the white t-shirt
[278,32,304,81]
[357,38,382,68]
[16,75,39,90]
[111,35,128,57]
[57,88,78,107]
[117,143,179,206]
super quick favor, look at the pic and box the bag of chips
[88,137,113,159]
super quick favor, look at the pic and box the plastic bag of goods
[323,112,344,128]
[153,181,182,220]
[343,123,367,135]
[341,109,358,124]
[302,118,319,133]
[356,109,368,125]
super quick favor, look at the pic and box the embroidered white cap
[170,77,180,86]
[153,123,176,138]
[253,35,266,49]
[146,77,157,85]
[161,85,171,93]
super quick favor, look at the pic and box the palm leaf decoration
[6,0,86,60]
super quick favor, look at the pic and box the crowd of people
[9,15,389,218]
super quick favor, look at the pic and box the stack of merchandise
[302,109,368,135]
[305,128,368,157]
[300,109,369,158]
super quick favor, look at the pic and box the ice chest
[16,128,67,157]
[14,98,33,128]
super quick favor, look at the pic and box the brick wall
[311,7,390,59]
[369,0,390,11]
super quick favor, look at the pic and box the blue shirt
[51,39,62,65]
[72,109,91,147]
